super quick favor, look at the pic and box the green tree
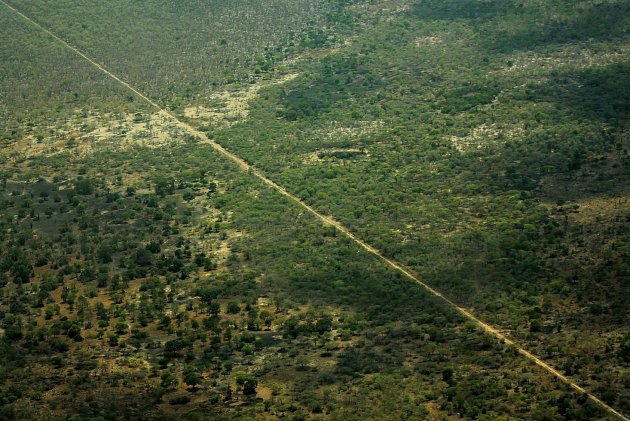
[236,372,258,396]
[227,301,240,314]
[74,178,94,195]
[184,368,202,391]
[161,371,178,390]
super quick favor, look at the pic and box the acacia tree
[184,367,202,391]
[236,372,257,396]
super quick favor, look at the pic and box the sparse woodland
[0,0,628,419]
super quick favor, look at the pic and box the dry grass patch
[449,123,525,152]
[184,73,299,127]
[1,110,185,160]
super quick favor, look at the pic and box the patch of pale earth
[0,102,7,122]
[256,385,273,401]
[390,223,420,244]
[184,73,299,127]
[414,35,443,47]
[5,133,46,156]
[302,153,322,165]
[449,123,525,152]
[303,148,369,164]
[2,110,183,160]
[543,196,630,225]
[495,41,630,74]
[185,214,243,269]
[312,120,385,142]
[257,297,272,308]
[115,356,151,371]
[213,231,243,263]
[86,111,179,150]
[283,37,355,69]
[350,0,412,18]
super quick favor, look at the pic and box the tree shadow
[531,62,630,127]
[411,0,518,21]
[410,0,630,54]
[486,1,630,53]
[458,61,630,199]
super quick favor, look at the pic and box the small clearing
[449,123,525,152]
[183,73,299,127]
[2,110,182,160]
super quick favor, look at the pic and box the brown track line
[2,2,627,419]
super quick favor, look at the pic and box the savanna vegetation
[0,0,628,419]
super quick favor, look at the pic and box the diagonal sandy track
[2,2,628,419]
